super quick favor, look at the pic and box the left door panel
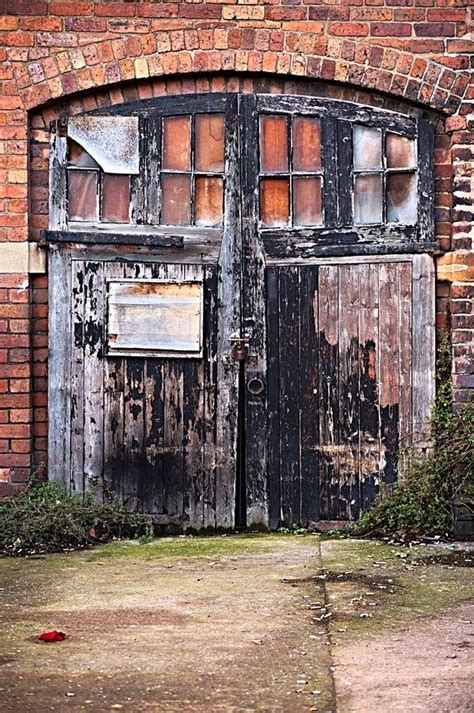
[48,249,229,529]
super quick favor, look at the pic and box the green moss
[85,532,312,561]
[320,539,474,640]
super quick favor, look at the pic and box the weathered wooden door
[49,94,241,529]
[240,94,435,528]
[48,93,435,528]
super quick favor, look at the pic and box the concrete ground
[0,534,472,712]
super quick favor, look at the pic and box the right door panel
[265,254,435,525]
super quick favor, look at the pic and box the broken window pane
[195,176,223,227]
[260,115,289,173]
[161,174,191,225]
[68,169,98,222]
[195,114,225,172]
[102,174,131,224]
[293,176,322,226]
[387,173,417,223]
[68,139,100,169]
[260,178,290,227]
[293,117,321,172]
[354,173,383,224]
[162,116,191,171]
[67,115,139,174]
[353,125,382,170]
[386,133,416,169]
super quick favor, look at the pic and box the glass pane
[353,125,382,170]
[195,114,225,172]
[260,178,289,227]
[102,174,130,223]
[354,174,383,224]
[162,116,191,171]
[386,133,416,169]
[195,176,223,227]
[68,139,99,169]
[387,173,417,223]
[68,169,98,221]
[293,176,322,226]
[293,117,321,172]
[161,174,191,225]
[260,115,288,173]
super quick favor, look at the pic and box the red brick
[49,1,93,15]
[179,5,222,20]
[414,23,455,37]
[6,0,47,14]
[94,2,136,17]
[0,423,30,438]
[370,23,412,37]
[329,22,369,37]
[266,7,307,22]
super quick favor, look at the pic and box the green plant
[0,479,153,556]
[351,334,474,541]
[277,523,308,535]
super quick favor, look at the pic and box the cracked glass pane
[387,173,417,223]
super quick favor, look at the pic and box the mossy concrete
[0,534,472,712]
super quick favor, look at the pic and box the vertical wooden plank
[182,354,205,529]
[122,262,147,510]
[162,357,184,520]
[338,264,360,519]
[215,97,240,529]
[203,264,218,528]
[317,265,339,519]
[412,254,435,447]
[398,261,413,472]
[70,259,85,494]
[241,94,269,528]
[103,261,125,503]
[378,262,400,491]
[300,266,319,525]
[358,263,380,512]
[279,267,301,525]
[48,245,71,486]
[179,261,205,529]
[83,261,105,499]
[143,356,165,514]
[266,267,281,529]
[417,118,435,244]
[48,122,67,230]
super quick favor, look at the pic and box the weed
[351,334,474,540]
[0,479,153,556]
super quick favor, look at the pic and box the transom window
[48,93,434,254]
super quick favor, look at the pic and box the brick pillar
[0,273,33,495]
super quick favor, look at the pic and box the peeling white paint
[67,115,139,174]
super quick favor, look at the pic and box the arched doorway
[47,92,435,529]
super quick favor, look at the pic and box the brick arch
[16,33,470,115]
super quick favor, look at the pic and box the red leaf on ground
[38,630,66,642]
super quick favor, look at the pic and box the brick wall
[0,0,472,493]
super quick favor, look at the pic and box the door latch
[230,336,250,362]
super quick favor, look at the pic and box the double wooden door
[48,94,435,529]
